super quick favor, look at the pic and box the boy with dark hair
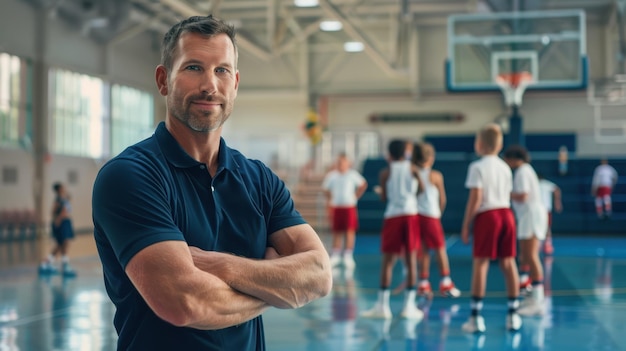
[361,139,424,320]
[504,145,548,316]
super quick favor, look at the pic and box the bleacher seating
[357,134,626,235]
[0,209,37,242]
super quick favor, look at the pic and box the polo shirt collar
[155,121,238,171]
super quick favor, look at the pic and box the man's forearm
[184,271,270,330]
[191,249,331,309]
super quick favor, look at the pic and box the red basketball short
[418,214,445,250]
[381,214,420,254]
[331,207,359,232]
[473,208,516,259]
[596,186,612,197]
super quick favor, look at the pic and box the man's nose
[200,72,218,95]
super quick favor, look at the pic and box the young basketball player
[538,174,562,255]
[322,152,368,268]
[461,124,521,333]
[503,145,548,316]
[361,139,424,320]
[412,142,460,298]
[591,159,618,219]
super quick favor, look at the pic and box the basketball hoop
[495,71,534,107]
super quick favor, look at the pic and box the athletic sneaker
[462,315,486,333]
[38,263,58,275]
[329,254,341,267]
[400,304,424,321]
[518,298,544,316]
[439,281,461,298]
[62,263,77,278]
[417,281,432,296]
[520,277,532,295]
[506,312,523,331]
[343,254,356,269]
[361,304,392,319]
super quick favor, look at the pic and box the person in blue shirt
[92,15,332,351]
[39,182,77,277]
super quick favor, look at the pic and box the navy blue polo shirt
[93,122,305,351]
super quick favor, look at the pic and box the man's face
[162,32,239,133]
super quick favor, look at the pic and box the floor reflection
[2,236,626,351]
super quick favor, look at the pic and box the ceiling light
[320,20,342,31]
[344,41,364,53]
[294,0,318,7]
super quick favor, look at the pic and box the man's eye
[186,65,201,71]
[216,67,228,73]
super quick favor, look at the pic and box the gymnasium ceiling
[19,0,618,59]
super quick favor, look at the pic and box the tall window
[0,53,31,147]
[111,84,154,156]
[48,69,106,158]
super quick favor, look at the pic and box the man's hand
[189,224,332,309]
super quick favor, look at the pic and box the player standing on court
[538,174,562,255]
[322,152,368,269]
[361,140,424,320]
[503,145,548,316]
[591,159,618,220]
[461,124,521,333]
[412,142,460,299]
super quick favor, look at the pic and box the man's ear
[155,65,168,96]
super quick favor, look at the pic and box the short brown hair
[477,123,502,154]
[161,15,238,73]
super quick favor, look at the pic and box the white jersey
[512,163,548,240]
[384,160,419,218]
[538,179,557,212]
[592,164,618,188]
[322,169,366,207]
[417,168,441,218]
[465,155,512,213]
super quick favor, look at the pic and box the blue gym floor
[1,233,626,351]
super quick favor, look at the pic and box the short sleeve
[261,164,307,235]
[465,162,482,189]
[350,170,366,186]
[514,166,532,194]
[321,172,334,190]
[92,158,184,269]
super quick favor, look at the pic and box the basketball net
[495,71,534,107]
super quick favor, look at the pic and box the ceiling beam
[159,0,272,61]
[276,19,321,55]
[108,11,167,46]
[318,0,401,78]
[218,2,471,21]
[267,0,277,50]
